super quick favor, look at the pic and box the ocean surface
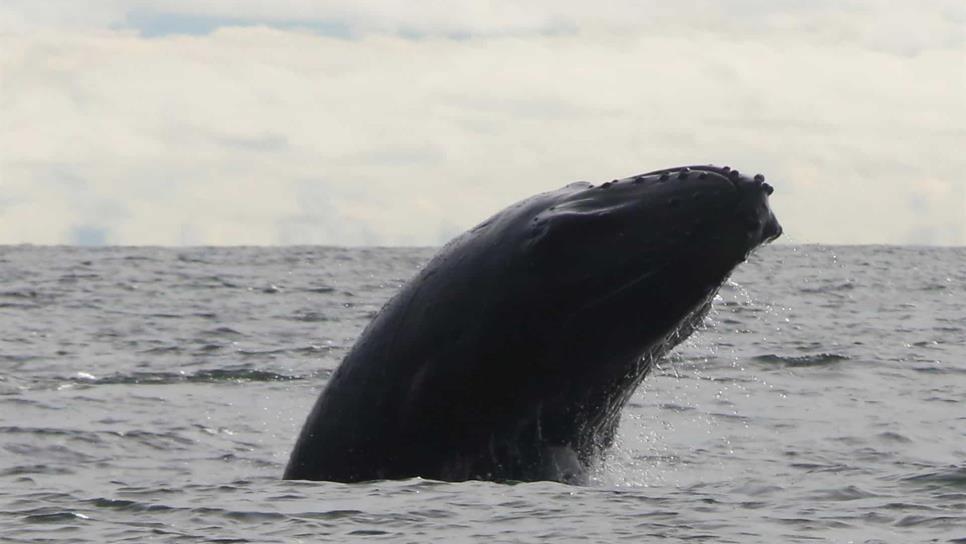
[0,245,963,543]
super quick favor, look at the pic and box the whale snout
[730,169,783,246]
[627,164,782,251]
[540,164,783,260]
[762,211,782,242]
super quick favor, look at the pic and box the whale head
[483,165,783,463]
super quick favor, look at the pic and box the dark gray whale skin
[284,165,781,484]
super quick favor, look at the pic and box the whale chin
[284,164,781,483]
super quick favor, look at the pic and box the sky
[1,1,964,246]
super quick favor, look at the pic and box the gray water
[0,245,963,543]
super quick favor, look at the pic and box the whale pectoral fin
[543,445,588,485]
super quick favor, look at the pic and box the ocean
[0,245,963,543]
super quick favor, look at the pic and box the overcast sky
[1,1,964,246]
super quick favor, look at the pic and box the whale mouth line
[562,265,665,328]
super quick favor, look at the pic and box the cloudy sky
[1,1,963,246]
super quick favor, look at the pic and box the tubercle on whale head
[523,165,781,282]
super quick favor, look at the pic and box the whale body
[285,165,782,483]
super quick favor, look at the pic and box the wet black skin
[284,165,782,484]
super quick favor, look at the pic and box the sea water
[0,245,963,543]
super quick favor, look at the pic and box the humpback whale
[285,165,782,483]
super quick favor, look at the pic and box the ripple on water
[67,368,303,385]
[900,465,966,490]
[21,510,91,523]
[751,353,850,367]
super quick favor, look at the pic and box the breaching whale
[285,165,782,483]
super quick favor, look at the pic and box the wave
[751,353,850,367]
[70,368,304,385]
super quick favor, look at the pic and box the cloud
[6,1,965,52]
[0,2,963,245]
